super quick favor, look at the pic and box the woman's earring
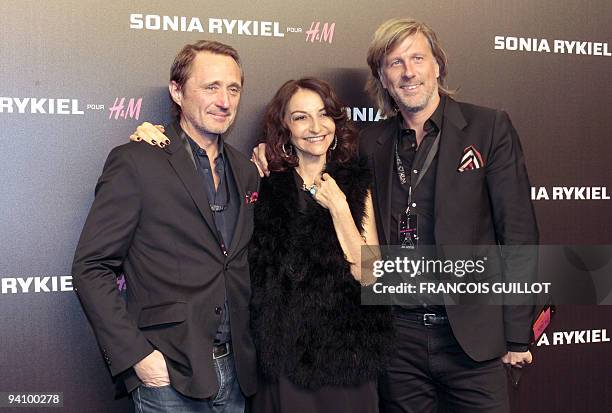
[282,143,293,156]
[329,135,338,151]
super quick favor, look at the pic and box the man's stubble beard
[393,84,437,114]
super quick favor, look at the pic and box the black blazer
[72,122,259,398]
[359,97,538,361]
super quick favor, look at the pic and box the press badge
[399,211,418,249]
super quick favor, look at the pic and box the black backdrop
[1,1,610,412]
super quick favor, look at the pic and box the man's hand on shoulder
[133,349,170,387]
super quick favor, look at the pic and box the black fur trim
[249,158,395,389]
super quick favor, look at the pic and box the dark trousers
[380,310,509,413]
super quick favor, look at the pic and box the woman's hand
[251,142,269,177]
[312,173,348,214]
[312,178,380,284]
[129,122,170,148]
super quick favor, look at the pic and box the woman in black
[248,77,394,413]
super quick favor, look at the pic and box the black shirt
[389,97,444,247]
[293,170,319,214]
[183,127,239,344]
[390,96,446,313]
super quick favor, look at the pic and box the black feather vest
[248,158,395,389]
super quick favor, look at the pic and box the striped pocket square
[458,145,484,172]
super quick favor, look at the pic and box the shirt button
[413,169,418,174]
[411,202,417,208]
[215,306,222,315]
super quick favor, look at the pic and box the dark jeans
[132,353,245,413]
[380,310,509,413]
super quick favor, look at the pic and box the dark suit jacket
[359,97,538,361]
[72,122,259,398]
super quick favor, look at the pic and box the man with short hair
[359,18,538,412]
[73,40,259,412]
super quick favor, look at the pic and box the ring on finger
[302,184,318,197]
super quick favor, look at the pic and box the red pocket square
[245,191,259,204]
[458,145,484,172]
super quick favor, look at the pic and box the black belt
[393,307,449,326]
[212,342,231,360]
[421,313,449,326]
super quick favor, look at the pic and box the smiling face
[380,32,440,115]
[285,88,336,162]
[169,51,242,140]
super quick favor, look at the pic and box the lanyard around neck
[394,129,441,212]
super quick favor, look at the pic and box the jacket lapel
[373,119,398,244]
[224,145,250,258]
[434,97,470,244]
[164,123,220,244]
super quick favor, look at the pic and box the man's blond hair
[366,18,452,117]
